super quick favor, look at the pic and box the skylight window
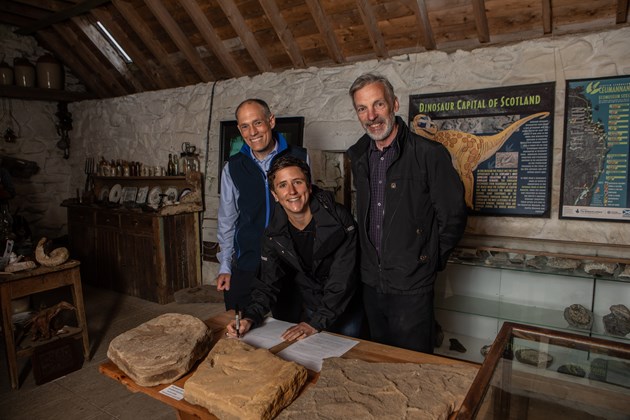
[96,21,133,63]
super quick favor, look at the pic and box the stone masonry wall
[3,25,630,282]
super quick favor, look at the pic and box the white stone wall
[6,26,630,278]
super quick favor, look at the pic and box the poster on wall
[409,82,555,216]
[560,75,630,221]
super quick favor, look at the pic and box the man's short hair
[235,98,272,120]
[348,73,396,108]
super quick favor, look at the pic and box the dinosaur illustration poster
[409,83,554,216]
[560,75,630,222]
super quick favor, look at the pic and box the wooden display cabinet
[64,172,203,304]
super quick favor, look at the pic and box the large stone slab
[278,357,478,419]
[184,338,308,420]
[107,313,212,387]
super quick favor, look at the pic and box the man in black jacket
[347,73,468,353]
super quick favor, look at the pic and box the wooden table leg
[0,286,19,389]
[69,268,91,360]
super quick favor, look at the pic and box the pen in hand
[235,305,241,338]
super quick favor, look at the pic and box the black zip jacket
[347,116,468,294]
[243,187,358,331]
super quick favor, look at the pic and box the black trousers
[363,283,435,353]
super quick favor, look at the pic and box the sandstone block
[184,338,307,420]
[278,357,477,419]
[107,313,212,387]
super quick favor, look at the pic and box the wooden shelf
[0,85,96,102]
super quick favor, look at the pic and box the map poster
[560,75,630,221]
[408,82,555,217]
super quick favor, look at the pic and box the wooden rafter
[355,0,388,58]
[15,0,111,35]
[542,0,552,34]
[36,27,109,98]
[216,0,272,72]
[411,0,436,50]
[143,0,214,83]
[617,0,629,23]
[471,0,490,43]
[258,0,306,68]
[90,7,167,90]
[71,14,145,92]
[112,0,187,87]
[53,21,129,96]
[178,0,244,79]
[304,0,345,63]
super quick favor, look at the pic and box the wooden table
[100,312,477,419]
[1,260,90,389]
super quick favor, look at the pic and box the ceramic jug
[13,57,35,88]
[36,54,64,89]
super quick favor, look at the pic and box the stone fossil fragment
[35,237,70,267]
[515,348,553,368]
[583,261,618,276]
[618,265,630,279]
[610,304,630,321]
[547,257,581,271]
[603,312,630,337]
[449,338,467,353]
[563,304,593,329]
[480,344,492,357]
[557,364,586,378]
[524,255,547,270]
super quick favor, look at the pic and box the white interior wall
[3,25,630,280]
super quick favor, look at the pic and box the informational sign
[409,83,555,216]
[560,75,630,221]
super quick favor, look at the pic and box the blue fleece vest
[228,135,307,271]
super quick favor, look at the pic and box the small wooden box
[31,337,84,385]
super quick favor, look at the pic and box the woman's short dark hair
[268,155,311,191]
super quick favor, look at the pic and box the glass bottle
[167,154,175,176]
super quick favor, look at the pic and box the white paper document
[159,384,184,400]
[240,317,296,349]
[277,332,359,372]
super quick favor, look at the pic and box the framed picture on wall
[560,75,630,222]
[218,116,305,192]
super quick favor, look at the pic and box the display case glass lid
[457,322,630,419]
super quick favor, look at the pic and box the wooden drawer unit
[63,173,203,303]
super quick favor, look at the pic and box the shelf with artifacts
[62,171,204,304]
[433,247,630,364]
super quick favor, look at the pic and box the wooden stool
[0,260,90,389]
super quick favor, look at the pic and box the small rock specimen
[480,344,492,357]
[108,313,212,387]
[547,257,581,271]
[515,348,553,368]
[278,358,478,419]
[563,304,594,329]
[583,261,618,276]
[603,304,630,337]
[185,338,307,420]
[557,364,586,378]
[449,338,467,353]
[618,265,630,279]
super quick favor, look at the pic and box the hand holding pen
[235,305,241,338]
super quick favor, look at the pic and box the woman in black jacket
[225,155,362,340]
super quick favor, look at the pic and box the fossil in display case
[563,303,594,329]
[515,348,553,368]
[603,304,630,337]
[557,364,586,378]
[449,338,467,353]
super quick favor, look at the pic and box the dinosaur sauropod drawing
[412,112,550,208]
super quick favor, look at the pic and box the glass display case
[457,322,630,419]
[434,253,630,364]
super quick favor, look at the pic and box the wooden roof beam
[112,0,187,87]
[471,0,490,43]
[542,0,552,34]
[90,7,167,90]
[179,0,244,78]
[258,0,307,68]
[143,0,214,83]
[410,0,436,50]
[217,0,272,73]
[355,0,388,58]
[36,28,110,98]
[71,14,146,93]
[53,22,129,97]
[15,0,111,35]
[304,0,345,63]
[617,0,629,23]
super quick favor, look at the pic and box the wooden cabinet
[64,174,203,304]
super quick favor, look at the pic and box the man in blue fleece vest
[216,98,307,311]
